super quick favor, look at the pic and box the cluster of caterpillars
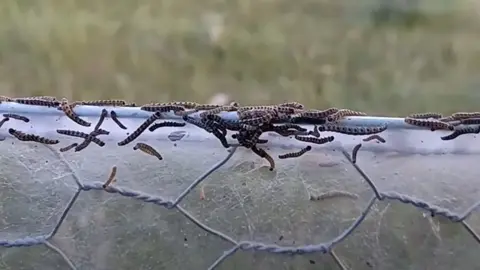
[404,111,480,140]
[0,97,391,165]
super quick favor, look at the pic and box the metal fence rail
[0,99,478,270]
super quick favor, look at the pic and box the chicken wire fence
[0,98,478,270]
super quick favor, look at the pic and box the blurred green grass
[0,0,479,115]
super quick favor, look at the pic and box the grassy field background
[0,0,479,115]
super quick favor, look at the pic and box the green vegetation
[0,0,479,116]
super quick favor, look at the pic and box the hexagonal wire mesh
[0,101,478,270]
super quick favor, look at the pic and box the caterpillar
[9,128,59,144]
[202,117,227,135]
[102,166,118,188]
[251,146,275,171]
[60,98,91,127]
[308,125,321,137]
[351,143,362,164]
[59,143,78,153]
[288,116,327,125]
[274,106,300,115]
[451,112,480,120]
[404,117,453,131]
[140,105,185,113]
[460,118,480,125]
[133,142,163,160]
[438,116,456,122]
[238,109,276,120]
[183,116,213,133]
[269,123,307,132]
[440,125,480,141]
[318,124,388,135]
[362,134,386,143]
[192,104,223,110]
[299,108,339,119]
[278,102,305,109]
[149,121,186,132]
[407,112,443,119]
[75,128,109,152]
[94,109,108,131]
[237,105,278,112]
[199,105,238,118]
[117,112,161,146]
[205,114,243,131]
[2,114,29,123]
[294,135,334,145]
[327,109,367,122]
[278,145,312,159]
[239,113,273,126]
[14,97,59,107]
[0,117,9,127]
[74,99,128,107]
[56,130,105,147]
[169,101,198,109]
[110,110,127,130]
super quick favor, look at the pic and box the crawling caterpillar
[278,146,312,159]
